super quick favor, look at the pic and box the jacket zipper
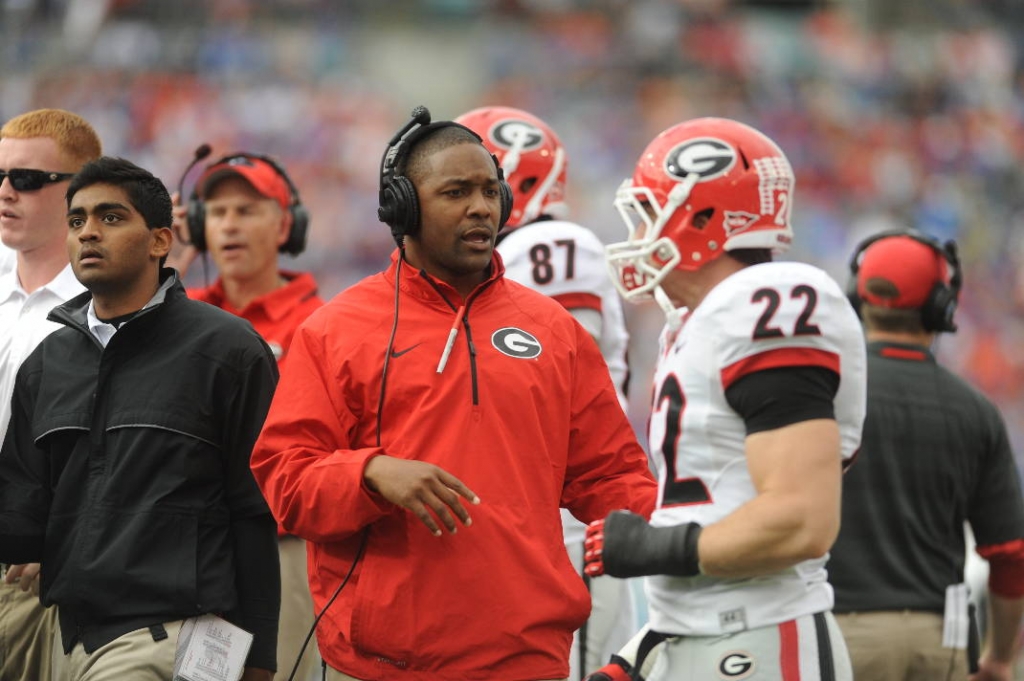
[420,273,497,406]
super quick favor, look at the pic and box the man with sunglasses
[0,108,102,681]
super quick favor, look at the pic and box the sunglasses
[0,168,76,192]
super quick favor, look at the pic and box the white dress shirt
[0,245,15,278]
[0,264,85,438]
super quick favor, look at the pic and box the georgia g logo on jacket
[492,328,542,359]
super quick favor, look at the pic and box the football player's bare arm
[363,455,480,537]
[696,418,842,579]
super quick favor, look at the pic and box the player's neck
[91,272,161,320]
[682,255,748,310]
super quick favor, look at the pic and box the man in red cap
[172,153,322,370]
[829,230,1024,681]
[170,152,325,681]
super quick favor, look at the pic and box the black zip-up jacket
[0,271,281,670]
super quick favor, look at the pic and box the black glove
[585,510,703,578]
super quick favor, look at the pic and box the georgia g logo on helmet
[490,120,545,151]
[665,138,737,182]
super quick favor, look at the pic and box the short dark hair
[67,157,172,231]
[861,276,927,333]
[729,248,773,266]
[402,125,484,185]
[862,305,926,333]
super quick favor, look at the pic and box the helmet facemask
[606,173,700,313]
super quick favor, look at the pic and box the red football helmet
[606,117,795,304]
[455,106,568,228]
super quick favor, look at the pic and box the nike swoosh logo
[390,343,421,358]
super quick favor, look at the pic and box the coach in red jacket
[251,111,656,681]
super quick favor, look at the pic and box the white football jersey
[498,219,632,547]
[644,261,866,635]
[498,220,630,406]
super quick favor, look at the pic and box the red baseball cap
[857,235,949,308]
[198,156,290,211]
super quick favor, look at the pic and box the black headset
[377,105,513,245]
[846,229,962,333]
[186,153,310,255]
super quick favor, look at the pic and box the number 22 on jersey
[650,282,826,510]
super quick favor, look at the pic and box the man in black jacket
[0,157,280,681]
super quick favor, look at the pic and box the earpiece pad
[282,204,310,255]
[186,195,207,251]
[379,176,420,241]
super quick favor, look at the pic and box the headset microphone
[177,143,212,200]
[387,106,431,145]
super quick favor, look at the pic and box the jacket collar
[196,270,319,321]
[49,268,185,331]
[867,340,935,363]
[386,248,505,308]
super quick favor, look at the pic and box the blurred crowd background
[3,0,1024,473]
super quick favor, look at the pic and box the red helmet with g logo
[606,117,795,302]
[455,106,568,228]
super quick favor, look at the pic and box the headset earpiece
[845,274,862,320]
[378,107,514,245]
[494,158,514,229]
[847,229,961,333]
[378,176,420,245]
[283,202,310,256]
[184,153,309,255]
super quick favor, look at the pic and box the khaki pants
[326,669,566,681]
[51,619,183,681]
[0,579,56,681]
[278,536,321,681]
[835,611,969,681]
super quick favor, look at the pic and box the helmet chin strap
[647,172,702,328]
[643,172,699,252]
[654,286,685,331]
[520,146,565,225]
[666,173,700,214]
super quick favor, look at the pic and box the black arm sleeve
[0,364,48,564]
[725,366,839,435]
[225,512,280,672]
[221,340,280,670]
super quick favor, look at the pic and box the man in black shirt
[829,230,1024,681]
[0,157,280,680]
